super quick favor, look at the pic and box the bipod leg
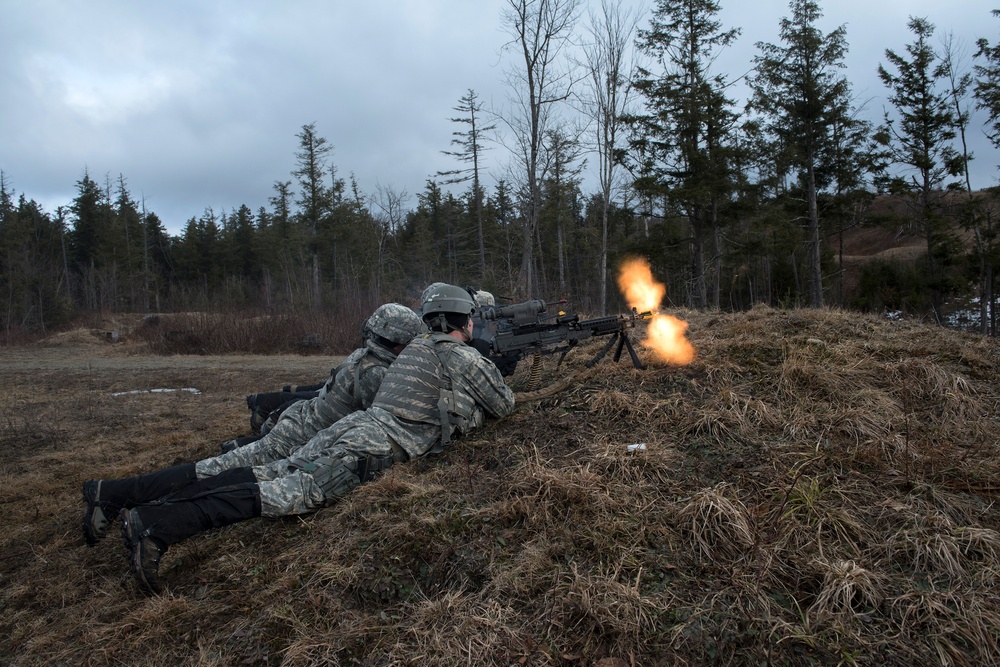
[613,333,625,362]
[621,332,645,369]
[586,332,619,368]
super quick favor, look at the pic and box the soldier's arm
[457,348,515,419]
[355,363,388,409]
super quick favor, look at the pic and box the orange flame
[618,257,665,312]
[617,258,696,366]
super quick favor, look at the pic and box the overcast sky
[1,0,996,234]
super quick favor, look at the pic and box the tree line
[3,0,1000,341]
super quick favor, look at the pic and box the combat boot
[82,463,198,546]
[120,470,261,595]
[82,480,116,547]
[119,507,165,594]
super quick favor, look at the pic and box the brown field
[3,306,1000,666]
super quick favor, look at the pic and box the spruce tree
[438,89,495,283]
[292,123,334,308]
[632,0,740,309]
[876,16,963,322]
[750,0,852,308]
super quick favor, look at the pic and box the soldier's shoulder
[345,346,367,362]
[448,341,491,365]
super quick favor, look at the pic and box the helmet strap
[430,313,450,333]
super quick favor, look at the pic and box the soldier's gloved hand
[470,337,492,357]
[282,384,293,393]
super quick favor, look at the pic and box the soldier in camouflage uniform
[202,302,424,475]
[117,283,515,594]
[81,303,423,546]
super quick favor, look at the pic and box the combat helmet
[420,283,476,333]
[363,303,423,346]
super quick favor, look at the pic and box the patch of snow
[111,387,201,396]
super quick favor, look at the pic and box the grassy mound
[2,305,999,665]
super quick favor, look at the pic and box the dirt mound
[3,305,999,666]
[39,327,115,347]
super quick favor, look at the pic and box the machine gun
[471,299,652,376]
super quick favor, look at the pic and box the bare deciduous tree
[499,0,582,297]
[581,0,639,314]
[370,184,409,300]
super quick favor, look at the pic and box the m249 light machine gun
[471,299,653,377]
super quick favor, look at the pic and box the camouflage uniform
[251,332,515,517]
[195,339,397,477]
[195,303,422,478]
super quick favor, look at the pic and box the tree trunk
[312,252,321,309]
[600,199,609,316]
[807,162,823,308]
[690,209,707,310]
[711,201,721,310]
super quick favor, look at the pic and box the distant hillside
[834,191,991,318]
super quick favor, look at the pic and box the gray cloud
[1,1,995,234]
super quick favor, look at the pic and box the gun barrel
[577,309,652,332]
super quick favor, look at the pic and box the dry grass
[3,305,1000,665]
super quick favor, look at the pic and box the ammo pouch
[354,451,394,481]
[287,451,395,500]
[430,345,478,454]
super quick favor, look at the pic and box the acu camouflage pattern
[371,332,515,458]
[196,337,399,478]
[364,302,424,344]
[250,331,515,517]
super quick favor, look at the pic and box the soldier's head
[473,289,495,307]
[420,283,476,336]
[362,303,424,350]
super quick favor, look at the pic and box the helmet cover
[363,303,424,344]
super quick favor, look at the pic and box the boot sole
[120,509,162,595]
[82,480,110,546]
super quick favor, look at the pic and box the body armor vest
[372,333,477,449]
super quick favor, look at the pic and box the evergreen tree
[974,10,1000,153]
[438,89,495,282]
[398,183,439,290]
[69,170,106,269]
[876,16,964,322]
[69,170,112,309]
[0,195,72,333]
[0,171,13,227]
[539,128,584,295]
[292,123,334,308]
[632,0,740,309]
[825,93,881,306]
[750,0,852,308]
[113,175,145,309]
[140,206,171,312]
[486,179,521,295]
[939,32,991,332]
[973,10,1000,332]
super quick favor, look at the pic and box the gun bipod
[585,330,645,370]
